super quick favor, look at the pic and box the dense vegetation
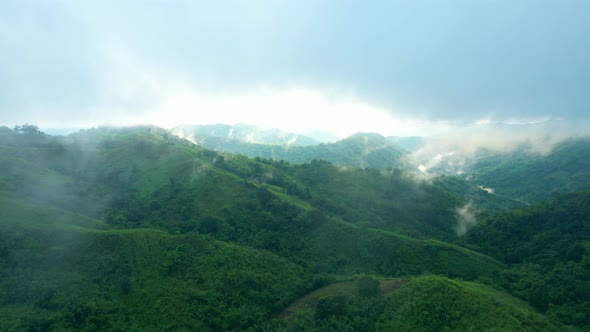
[1,125,588,330]
[0,193,313,331]
[465,191,590,328]
[172,123,320,147]
[466,138,590,203]
[172,128,409,170]
[273,276,571,331]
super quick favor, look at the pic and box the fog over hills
[2,0,590,330]
[1,124,589,330]
[166,123,590,205]
[170,124,409,170]
[172,123,320,146]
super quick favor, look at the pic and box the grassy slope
[463,191,590,329]
[380,275,572,331]
[432,175,525,212]
[308,219,503,280]
[2,127,580,330]
[0,192,312,331]
[183,132,408,170]
[276,275,572,331]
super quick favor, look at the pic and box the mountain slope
[172,123,319,146]
[172,129,409,170]
[273,275,571,331]
[467,138,590,203]
[0,192,313,331]
[1,125,586,330]
[465,191,590,328]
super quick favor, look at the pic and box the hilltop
[0,125,587,330]
[171,125,410,170]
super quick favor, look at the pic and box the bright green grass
[0,211,313,331]
[0,191,105,230]
[274,275,573,331]
[309,217,504,280]
[377,275,574,331]
[266,184,313,211]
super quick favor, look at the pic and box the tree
[13,124,42,135]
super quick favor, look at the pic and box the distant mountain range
[466,138,590,203]
[171,124,410,170]
[169,124,590,203]
[172,123,320,146]
[414,137,590,203]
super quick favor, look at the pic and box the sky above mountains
[1,0,589,139]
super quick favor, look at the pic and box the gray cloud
[454,203,477,237]
[1,0,589,128]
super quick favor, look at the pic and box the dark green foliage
[376,276,571,331]
[290,160,463,241]
[308,220,503,279]
[468,138,590,203]
[0,214,313,331]
[274,276,571,331]
[432,175,524,212]
[1,125,587,330]
[357,276,381,297]
[315,295,350,319]
[466,192,590,328]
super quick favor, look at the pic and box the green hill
[0,193,313,331]
[467,138,590,203]
[431,175,525,213]
[1,125,587,330]
[172,123,320,146]
[308,219,503,279]
[464,191,590,328]
[273,275,571,331]
[170,130,409,170]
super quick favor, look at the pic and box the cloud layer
[1,0,589,136]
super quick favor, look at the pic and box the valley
[1,125,588,330]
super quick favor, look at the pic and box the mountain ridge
[0,124,587,330]
[172,123,320,146]
[169,126,410,170]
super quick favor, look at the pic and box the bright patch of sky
[126,84,448,139]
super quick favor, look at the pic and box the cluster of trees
[465,191,590,328]
[1,125,588,330]
[12,124,42,135]
[272,276,568,331]
[467,138,590,203]
[184,131,408,170]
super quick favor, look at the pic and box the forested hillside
[170,129,409,170]
[172,123,320,146]
[0,125,587,330]
[466,138,590,203]
[464,191,590,328]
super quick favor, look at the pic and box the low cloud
[454,204,477,236]
[478,185,495,194]
[407,120,590,174]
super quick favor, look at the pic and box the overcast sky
[1,0,589,139]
